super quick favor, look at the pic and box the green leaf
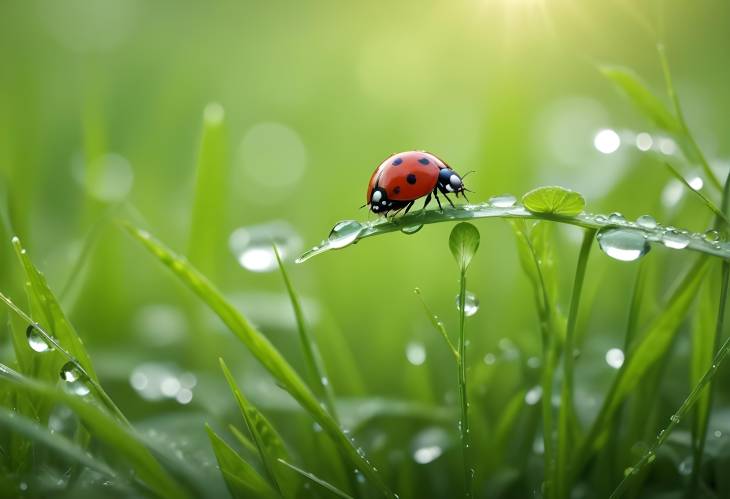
[449,222,480,272]
[522,186,586,216]
[122,223,394,498]
[0,367,188,499]
[599,65,681,133]
[205,424,279,499]
[188,103,229,279]
[278,458,354,499]
[219,358,298,497]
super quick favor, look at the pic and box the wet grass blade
[274,246,337,418]
[188,103,229,279]
[0,405,116,479]
[122,223,395,498]
[219,358,297,497]
[205,424,279,499]
[278,458,354,499]
[663,161,729,224]
[573,256,710,473]
[556,229,595,498]
[229,424,260,456]
[0,367,188,499]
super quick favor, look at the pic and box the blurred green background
[1,0,730,497]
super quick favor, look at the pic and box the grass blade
[573,256,710,473]
[122,223,395,498]
[0,405,116,479]
[219,358,298,497]
[205,424,279,499]
[413,287,458,360]
[274,245,337,418]
[0,367,188,499]
[278,458,354,499]
[556,229,595,498]
[188,103,229,279]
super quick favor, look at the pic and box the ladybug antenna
[461,170,476,180]
[359,203,368,210]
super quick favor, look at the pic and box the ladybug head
[369,187,393,214]
[438,168,465,194]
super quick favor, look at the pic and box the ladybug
[366,151,468,215]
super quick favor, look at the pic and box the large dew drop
[401,224,424,235]
[488,194,517,208]
[328,220,363,249]
[636,214,657,229]
[455,291,480,317]
[596,228,650,262]
[26,324,53,353]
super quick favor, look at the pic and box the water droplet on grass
[488,194,516,208]
[26,324,53,353]
[704,229,722,242]
[64,379,91,397]
[401,224,423,235]
[608,212,625,223]
[597,228,650,261]
[663,231,690,250]
[647,452,656,464]
[623,466,636,477]
[670,414,680,424]
[328,220,363,248]
[636,214,657,229]
[59,362,82,382]
[455,291,479,316]
[605,348,625,369]
[405,342,426,365]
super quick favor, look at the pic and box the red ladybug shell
[366,151,449,203]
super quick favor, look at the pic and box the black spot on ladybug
[407,173,417,184]
[418,158,430,165]
[393,186,401,195]
[392,157,403,166]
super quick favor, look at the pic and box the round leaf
[522,186,586,216]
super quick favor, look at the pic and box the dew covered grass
[2,2,730,499]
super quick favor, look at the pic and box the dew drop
[65,379,91,397]
[405,342,427,366]
[636,214,657,229]
[59,361,82,383]
[670,414,680,424]
[26,324,53,353]
[597,228,650,262]
[623,467,636,477]
[647,452,656,464]
[704,229,722,243]
[455,291,480,317]
[604,348,625,369]
[662,231,690,250]
[328,220,364,249]
[401,224,424,235]
[488,194,516,208]
[608,212,625,224]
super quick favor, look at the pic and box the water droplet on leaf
[328,220,364,249]
[636,214,657,229]
[597,228,650,262]
[488,194,516,208]
[662,231,690,250]
[59,362,82,382]
[401,224,424,235]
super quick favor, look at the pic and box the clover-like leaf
[522,186,586,216]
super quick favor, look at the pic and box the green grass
[2,3,730,499]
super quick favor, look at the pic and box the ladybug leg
[403,200,415,215]
[438,185,456,208]
[421,193,432,211]
[432,187,444,212]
